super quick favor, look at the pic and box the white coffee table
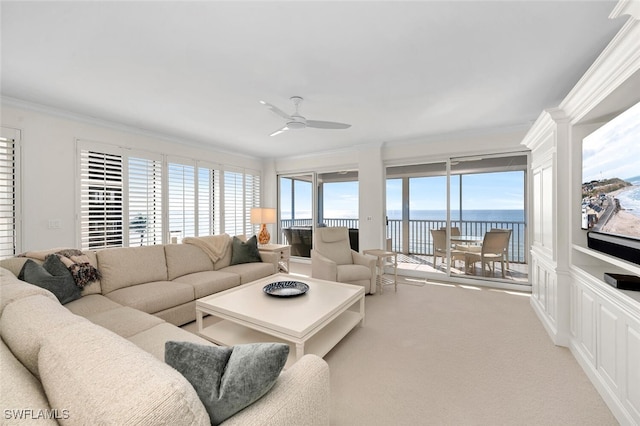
[196,273,365,366]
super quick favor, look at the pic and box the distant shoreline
[600,184,640,238]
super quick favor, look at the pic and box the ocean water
[387,209,525,222]
[618,177,640,218]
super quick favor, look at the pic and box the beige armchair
[311,227,376,294]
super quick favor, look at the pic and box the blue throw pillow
[165,341,289,425]
[18,256,81,304]
[230,235,262,265]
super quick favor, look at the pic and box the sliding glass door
[278,171,359,258]
[386,154,528,284]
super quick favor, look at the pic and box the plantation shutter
[128,157,162,246]
[245,170,261,236]
[224,170,244,236]
[222,168,261,237]
[197,165,220,236]
[0,136,17,258]
[168,162,196,242]
[79,149,124,250]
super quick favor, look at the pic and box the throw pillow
[17,256,81,305]
[230,235,262,265]
[165,341,289,425]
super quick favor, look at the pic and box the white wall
[1,103,263,252]
[3,100,528,254]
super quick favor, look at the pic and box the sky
[281,170,525,220]
[582,100,640,183]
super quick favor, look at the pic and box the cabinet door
[596,298,621,395]
[624,315,640,423]
[579,286,597,367]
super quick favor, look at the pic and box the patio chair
[311,227,376,294]
[431,229,466,269]
[440,226,461,236]
[465,230,512,277]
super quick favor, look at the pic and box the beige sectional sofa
[0,242,330,425]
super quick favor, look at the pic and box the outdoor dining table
[450,235,483,244]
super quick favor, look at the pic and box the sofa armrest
[258,251,278,274]
[221,354,330,426]
[310,250,337,282]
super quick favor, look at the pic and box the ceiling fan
[259,96,351,136]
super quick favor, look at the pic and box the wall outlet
[47,219,61,229]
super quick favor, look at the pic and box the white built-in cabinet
[522,6,640,424]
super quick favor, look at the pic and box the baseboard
[569,339,634,425]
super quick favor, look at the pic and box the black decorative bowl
[263,281,310,297]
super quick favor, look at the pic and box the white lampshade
[250,207,276,224]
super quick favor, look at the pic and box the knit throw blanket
[20,248,101,288]
[182,234,231,263]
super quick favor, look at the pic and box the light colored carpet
[324,277,617,425]
[184,263,618,425]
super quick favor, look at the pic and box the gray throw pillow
[230,235,262,265]
[18,256,81,304]
[165,341,289,425]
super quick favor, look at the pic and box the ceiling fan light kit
[260,96,351,136]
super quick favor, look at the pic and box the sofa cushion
[214,235,245,271]
[219,354,330,426]
[105,281,194,314]
[18,257,81,305]
[128,322,215,361]
[230,235,262,265]
[165,244,214,280]
[154,301,198,326]
[0,256,30,276]
[0,340,57,425]
[64,294,122,317]
[220,262,276,284]
[165,341,288,425]
[0,268,58,316]
[85,306,165,338]
[173,271,240,298]
[38,321,210,425]
[97,245,168,294]
[0,295,88,378]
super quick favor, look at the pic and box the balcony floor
[395,254,529,285]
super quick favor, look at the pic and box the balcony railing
[279,218,527,263]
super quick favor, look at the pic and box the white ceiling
[0,1,626,159]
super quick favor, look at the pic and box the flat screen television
[581,100,640,266]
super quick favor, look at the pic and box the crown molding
[0,96,262,162]
[520,108,568,152]
[610,0,640,20]
[559,19,640,124]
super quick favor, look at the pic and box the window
[128,156,162,246]
[168,162,195,241]
[79,141,260,248]
[0,131,20,258]
[198,166,219,236]
[79,150,123,249]
[223,169,261,236]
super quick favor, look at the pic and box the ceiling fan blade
[260,100,292,120]
[270,126,290,137]
[306,120,351,130]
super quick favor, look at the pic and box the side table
[259,244,291,273]
[363,249,398,294]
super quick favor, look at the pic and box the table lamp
[251,207,277,245]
